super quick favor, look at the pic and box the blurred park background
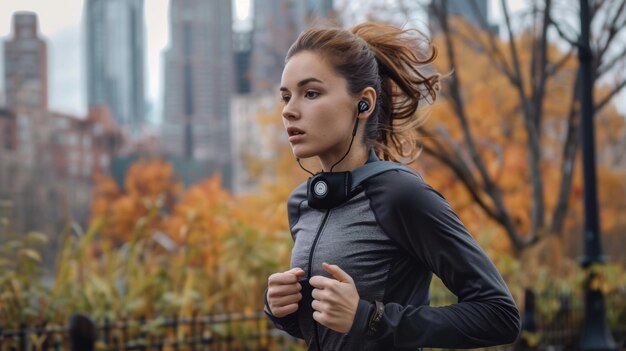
[1,0,626,350]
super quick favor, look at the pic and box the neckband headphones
[297,100,370,210]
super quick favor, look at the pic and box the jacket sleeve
[354,170,521,348]
[263,182,308,339]
[263,288,304,339]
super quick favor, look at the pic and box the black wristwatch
[366,301,384,336]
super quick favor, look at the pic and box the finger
[269,272,302,285]
[285,267,305,277]
[272,303,299,317]
[322,262,353,283]
[267,283,302,298]
[311,288,325,301]
[312,310,325,325]
[311,299,327,312]
[309,275,334,289]
[271,292,302,307]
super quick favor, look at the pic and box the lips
[287,127,305,142]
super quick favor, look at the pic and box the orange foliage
[418,18,626,257]
[90,158,183,244]
[163,175,233,268]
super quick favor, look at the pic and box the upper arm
[366,170,512,301]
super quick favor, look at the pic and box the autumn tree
[359,0,626,257]
[90,159,182,244]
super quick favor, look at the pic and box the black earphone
[306,100,370,210]
[358,100,369,114]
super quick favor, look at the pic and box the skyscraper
[161,0,233,187]
[234,30,252,95]
[250,0,334,92]
[84,0,146,136]
[430,0,498,34]
[3,12,48,110]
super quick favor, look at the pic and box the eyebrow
[279,77,323,91]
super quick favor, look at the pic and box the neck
[319,145,368,172]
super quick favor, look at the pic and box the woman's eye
[304,90,320,99]
[281,95,291,103]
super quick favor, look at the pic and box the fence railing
[0,311,304,351]
[2,290,625,350]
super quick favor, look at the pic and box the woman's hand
[310,262,359,334]
[267,268,306,318]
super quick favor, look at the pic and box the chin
[291,145,318,160]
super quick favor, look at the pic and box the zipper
[308,210,330,351]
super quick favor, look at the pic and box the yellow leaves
[520,330,541,348]
[20,248,41,263]
[425,15,626,265]
[597,166,626,233]
[91,158,183,244]
[125,159,182,201]
[584,264,626,295]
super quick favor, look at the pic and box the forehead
[281,51,344,87]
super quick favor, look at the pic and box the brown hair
[285,22,439,162]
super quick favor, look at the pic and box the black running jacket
[265,153,521,350]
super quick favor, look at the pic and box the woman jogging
[264,22,521,351]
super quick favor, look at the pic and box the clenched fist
[267,268,306,318]
[310,262,359,334]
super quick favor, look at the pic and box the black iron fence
[2,290,626,350]
[0,311,304,351]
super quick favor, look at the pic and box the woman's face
[280,51,361,164]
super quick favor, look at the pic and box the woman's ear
[358,87,377,119]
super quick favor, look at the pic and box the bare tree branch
[545,47,576,78]
[595,77,626,112]
[597,0,626,60]
[551,74,580,235]
[431,0,528,250]
[502,0,545,238]
[418,142,497,218]
[451,23,518,83]
[596,43,626,78]
[548,16,579,46]
[532,0,552,129]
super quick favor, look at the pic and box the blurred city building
[234,30,252,95]
[0,106,123,264]
[161,0,233,189]
[250,0,335,92]
[3,12,48,110]
[230,93,285,195]
[429,0,499,34]
[84,0,146,137]
[227,0,335,193]
[1,12,126,268]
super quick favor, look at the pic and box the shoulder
[363,168,451,216]
[287,181,308,229]
[287,181,307,207]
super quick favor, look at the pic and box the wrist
[347,299,373,337]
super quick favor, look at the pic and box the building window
[184,63,194,115]
[184,23,193,55]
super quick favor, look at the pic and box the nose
[282,100,299,121]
